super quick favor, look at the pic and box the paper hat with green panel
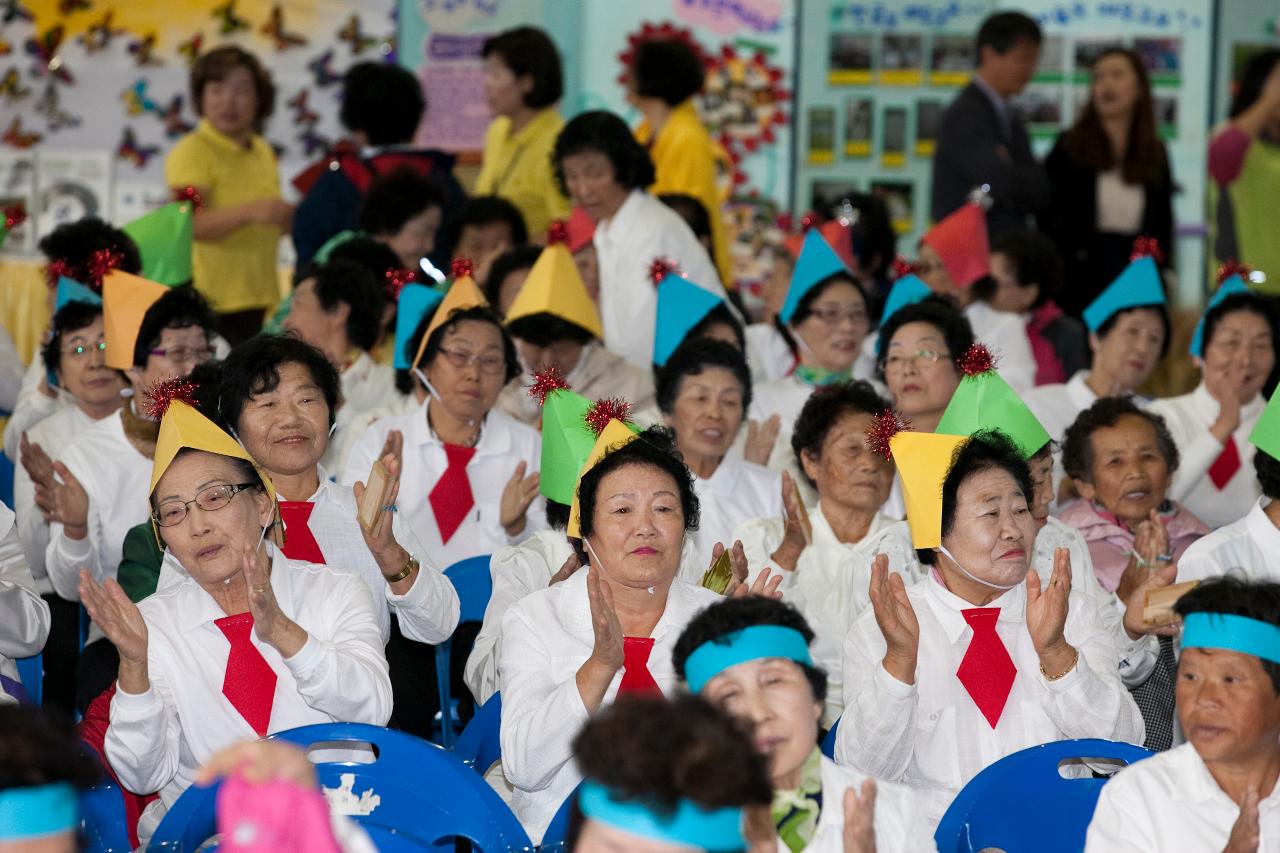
[779,229,850,324]
[122,197,197,286]
[935,343,1052,459]
[565,397,641,539]
[1249,385,1280,462]
[394,283,444,370]
[1082,251,1166,332]
[653,261,728,366]
[1189,263,1256,357]
[866,409,968,550]
[529,370,598,506]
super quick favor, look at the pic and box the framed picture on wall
[1153,93,1179,139]
[1034,35,1066,83]
[844,97,873,158]
[1073,37,1125,83]
[1134,37,1181,86]
[808,107,837,164]
[829,33,873,85]
[928,35,973,86]
[870,179,914,234]
[914,100,942,156]
[880,34,923,85]
[880,105,907,168]
[1011,86,1064,140]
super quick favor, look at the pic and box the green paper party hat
[122,198,195,285]
[532,369,598,505]
[935,343,1051,458]
[1250,385,1280,462]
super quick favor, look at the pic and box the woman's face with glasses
[55,316,127,409]
[425,319,510,424]
[792,278,869,374]
[882,321,961,420]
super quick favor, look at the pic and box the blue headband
[684,624,814,693]
[1182,612,1280,665]
[0,782,78,840]
[579,781,745,851]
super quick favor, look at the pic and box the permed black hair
[1061,396,1180,485]
[133,287,216,368]
[920,429,1032,566]
[481,26,564,109]
[326,235,405,282]
[357,167,446,239]
[874,295,975,363]
[0,705,102,790]
[220,334,341,432]
[790,380,891,487]
[507,312,596,348]
[979,229,1063,308]
[655,338,752,416]
[631,39,706,106]
[37,217,141,280]
[672,596,828,704]
[482,244,542,312]
[1175,576,1280,694]
[554,110,657,196]
[339,62,426,145]
[453,195,529,249]
[686,303,746,354]
[42,300,104,376]
[301,258,386,353]
[420,304,521,385]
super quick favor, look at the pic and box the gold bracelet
[1040,647,1079,681]
[385,555,418,583]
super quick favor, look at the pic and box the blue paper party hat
[1082,255,1166,332]
[653,271,726,366]
[779,229,850,324]
[394,283,444,370]
[55,276,103,311]
[1189,274,1251,357]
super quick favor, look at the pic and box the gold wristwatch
[386,555,419,583]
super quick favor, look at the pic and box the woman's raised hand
[585,565,624,671]
[868,553,918,684]
[79,570,148,666]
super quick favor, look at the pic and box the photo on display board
[880,33,924,85]
[829,33,873,85]
[880,105,907,168]
[811,180,858,218]
[1073,37,1126,83]
[915,100,942,156]
[844,97,873,158]
[1034,35,1066,83]
[928,34,973,85]
[808,107,837,164]
[1153,93,1179,139]
[1134,37,1181,86]
[1011,86,1063,139]
[869,179,914,235]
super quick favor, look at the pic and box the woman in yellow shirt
[476,27,569,239]
[629,39,731,285]
[165,46,293,344]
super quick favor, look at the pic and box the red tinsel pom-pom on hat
[1216,259,1252,286]
[956,343,998,377]
[528,366,571,406]
[649,257,678,285]
[450,257,474,280]
[144,377,199,420]
[866,409,910,461]
[1130,236,1164,264]
[584,398,633,435]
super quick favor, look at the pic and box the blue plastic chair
[453,692,502,774]
[79,776,131,852]
[539,784,579,850]
[434,555,493,748]
[934,738,1153,853]
[821,716,839,759]
[16,653,41,706]
[149,722,532,852]
[0,451,14,509]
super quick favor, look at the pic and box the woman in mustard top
[476,27,570,239]
[166,46,293,344]
[629,38,731,286]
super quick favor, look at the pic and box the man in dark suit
[931,11,1050,238]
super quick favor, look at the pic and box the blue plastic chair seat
[934,738,1153,853]
[434,555,493,748]
[453,692,502,774]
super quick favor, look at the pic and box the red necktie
[1208,436,1241,489]
[214,613,277,736]
[429,444,477,544]
[619,637,662,695]
[956,608,1017,729]
[278,501,326,564]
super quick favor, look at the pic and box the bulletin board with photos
[793,1,1213,300]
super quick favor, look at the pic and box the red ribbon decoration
[2,203,26,230]
[546,219,569,246]
[528,366,570,406]
[648,257,678,285]
[44,258,74,289]
[866,409,910,461]
[956,342,998,377]
[86,247,125,290]
[799,212,818,232]
[584,397,633,435]
[891,257,918,280]
[450,257,474,280]
[1216,260,1252,287]
[1130,236,1164,264]
[144,377,199,420]
[384,267,417,300]
[172,185,204,211]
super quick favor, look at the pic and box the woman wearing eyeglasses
[342,285,544,567]
[78,397,391,845]
[876,299,974,435]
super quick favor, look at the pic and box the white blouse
[496,343,656,427]
[0,502,50,684]
[690,456,782,566]
[593,190,725,366]
[322,352,402,473]
[340,400,545,568]
[836,574,1144,830]
[963,301,1036,393]
[498,570,721,841]
[795,755,932,852]
[1086,742,1280,852]
[745,321,795,382]
[1178,498,1280,583]
[105,548,392,843]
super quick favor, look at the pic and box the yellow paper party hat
[504,241,603,339]
[413,258,488,369]
[567,403,640,538]
[102,269,170,370]
[890,430,968,549]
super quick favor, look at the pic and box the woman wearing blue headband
[674,597,925,851]
[0,705,102,852]
[1088,577,1280,851]
[568,693,773,852]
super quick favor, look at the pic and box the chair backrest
[150,723,532,852]
[446,554,494,623]
[934,738,1153,853]
[539,784,579,850]
[453,692,502,774]
[15,654,40,706]
[79,777,131,853]
[821,716,839,759]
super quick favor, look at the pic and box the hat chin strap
[938,545,1020,591]
[584,536,655,596]
[414,368,477,428]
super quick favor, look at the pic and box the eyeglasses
[149,346,214,365]
[437,347,507,375]
[153,482,258,528]
[62,340,107,358]
[883,348,950,372]
[808,305,870,327]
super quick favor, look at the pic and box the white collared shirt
[734,507,912,725]
[1148,383,1265,529]
[464,529,710,705]
[329,391,420,481]
[105,547,392,842]
[1086,742,1280,851]
[745,322,795,382]
[340,400,545,568]
[593,189,725,366]
[836,573,1145,830]
[322,352,403,473]
[1179,498,1280,583]
[796,755,931,853]
[691,456,782,567]
[45,408,152,601]
[497,343,656,427]
[1024,370,1098,446]
[963,301,1036,393]
[498,570,722,841]
[0,501,50,684]
[2,358,60,462]
[12,403,100,594]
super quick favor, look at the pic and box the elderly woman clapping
[836,428,1143,831]
[498,422,778,841]
[80,396,390,843]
